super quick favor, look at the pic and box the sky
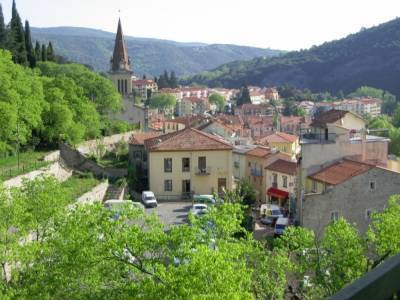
[1,0,400,50]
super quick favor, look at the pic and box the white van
[274,217,289,236]
[141,191,158,208]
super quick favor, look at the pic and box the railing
[300,132,336,144]
[250,168,263,177]
[0,161,51,181]
[195,166,211,175]
[330,253,400,300]
[272,182,278,188]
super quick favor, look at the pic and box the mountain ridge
[31,26,283,76]
[184,17,400,97]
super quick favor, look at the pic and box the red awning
[267,187,289,199]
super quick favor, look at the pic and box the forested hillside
[31,27,283,76]
[184,17,400,97]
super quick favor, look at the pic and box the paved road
[145,202,192,226]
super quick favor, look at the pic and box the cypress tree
[163,70,169,87]
[46,41,54,61]
[237,85,251,106]
[0,4,5,48]
[41,44,47,61]
[24,20,36,68]
[10,0,27,65]
[169,71,177,88]
[35,41,41,61]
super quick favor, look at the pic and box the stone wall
[77,131,137,155]
[3,161,72,189]
[43,151,60,162]
[302,167,400,236]
[60,143,127,179]
[76,181,109,204]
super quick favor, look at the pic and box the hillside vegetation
[31,27,283,76]
[184,18,400,97]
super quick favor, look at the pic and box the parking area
[145,202,192,227]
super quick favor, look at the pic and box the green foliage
[209,92,226,112]
[283,100,306,116]
[9,0,27,66]
[37,62,122,114]
[24,20,35,68]
[0,4,5,48]
[149,93,176,110]
[369,115,400,156]
[235,178,257,206]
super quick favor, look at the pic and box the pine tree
[35,41,41,61]
[0,4,6,48]
[9,0,27,65]
[24,20,36,68]
[46,41,54,61]
[41,44,47,61]
[169,71,178,88]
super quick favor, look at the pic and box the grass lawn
[61,175,102,200]
[0,151,51,181]
[95,152,128,169]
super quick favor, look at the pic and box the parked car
[260,204,284,225]
[190,203,209,217]
[193,194,216,204]
[141,191,158,208]
[274,217,289,236]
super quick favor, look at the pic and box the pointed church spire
[111,18,131,72]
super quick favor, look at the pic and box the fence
[0,161,50,181]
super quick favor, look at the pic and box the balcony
[250,168,263,177]
[195,166,211,175]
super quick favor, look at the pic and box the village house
[145,128,234,200]
[245,146,292,202]
[264,87,280,101]
[244,116,275,138]
[313,98,382,118]
[249,91,266,104]
[303,159,400,235]
[132,79,158,102]
[279,115,310,135]
[235,103,274,117]
[180,87,209,98]
[232,145,257,182]
[159,88,184,101]
[265,159,298,212]
[177,97,210,116]
[297,109,395,232]
[256,132,300,159]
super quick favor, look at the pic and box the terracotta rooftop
[308,159,374,185]
[129,132,162,145]
[246,146,273,158]
[146,128,232,152]
[132,79,156,85]
[258,132,298,144]
[239,103,272,110]
[265,159,297,175]
[310,109,349,127]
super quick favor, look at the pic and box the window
[370,181,376,191]
[198,156,206,171]
[312,180,317,193]
[272,173,278,188]
[164,158,172,172]
[282,176,288,188]
[182,157,190,172]
[248,162,251,167]
[164,180,173,192]
[330,211,339,221]
[134,151,142,160]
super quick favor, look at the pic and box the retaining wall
[76,181,109,204]
[77,131,137,155]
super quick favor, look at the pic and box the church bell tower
[108,18,133,96]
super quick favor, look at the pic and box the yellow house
[256,132,300,159]
[146,128,233,200]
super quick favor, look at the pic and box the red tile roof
[246,146,273,158]
[310,109,348,127]
[258,132,298,143]
[308,159,374,185]
[132,79,156,85]
[265,159,297,175]
[129,132,163,145]
[146,128,232,152]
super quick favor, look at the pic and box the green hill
[184,18,400,97]
[31,27,283,76]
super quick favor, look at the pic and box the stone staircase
[103,184,125,201]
